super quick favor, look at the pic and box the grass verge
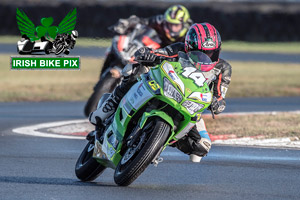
[226,61,300,98]
[1,35,299,54]
[222,41,300,54]
[0,54,103,101]
[0,54,300,101]
[203,112,300,138]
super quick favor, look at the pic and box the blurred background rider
[112,4,193,47]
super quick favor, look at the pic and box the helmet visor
[187,51,215,72]
[166,22,183,34]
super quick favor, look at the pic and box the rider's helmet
[163,5,191,42]
[71,30,78,40]
[184,23,221,71]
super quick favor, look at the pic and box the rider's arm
[153,42,185,57]
[213,59,232,100]
[144,15,164,28]
[210,59,232,114]
[122,14,164,31]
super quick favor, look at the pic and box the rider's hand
[134,47,157,62]
[210,97,226,115]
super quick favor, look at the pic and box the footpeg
[152,156,163,167]
[86,131,96,141]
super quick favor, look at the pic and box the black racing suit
[99,42,232,157]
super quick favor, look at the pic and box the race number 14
[182,67,206,86]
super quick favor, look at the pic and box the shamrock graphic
[36,17,58,39]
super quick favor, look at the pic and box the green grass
[0,54,300,101]
[223,41,300,54]
[1,35,300,54]
[204,112,300,138]
[226,61,300,98]
[0,35,20,44]
[0,54,103,101]
[75,37,112,48]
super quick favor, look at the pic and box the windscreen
[187,51,215,72]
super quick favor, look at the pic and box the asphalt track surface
[1,97,300,199]
[2,43,300,63]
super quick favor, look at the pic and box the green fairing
[93,56,212,168]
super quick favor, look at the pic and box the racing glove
[210,97,226,115]
[134,47,157,63]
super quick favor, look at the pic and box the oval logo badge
[202,41,216,49]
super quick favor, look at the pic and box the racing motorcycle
[84,23,162,117]
[75,51,213,186]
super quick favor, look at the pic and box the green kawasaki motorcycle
[75,51,214,186]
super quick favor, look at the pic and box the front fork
[138,110,176,166]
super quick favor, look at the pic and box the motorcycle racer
[90,23,232,162]
[112,5,193,47]
[84,5,193,117]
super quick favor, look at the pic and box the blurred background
[0,0,299,103]
[1,0,300,41]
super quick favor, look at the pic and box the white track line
[12,119,88,139]
[12,110,300,146]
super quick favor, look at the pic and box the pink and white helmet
[185,23,221,71]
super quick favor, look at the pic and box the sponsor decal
[108,147,116,159]
[162,62,185,94]
[202,93,212,102]
[126,81,153,110]
[188,92,212,102]
[168,70,177,80]
[221,86,228,98]
[137,83,144,96]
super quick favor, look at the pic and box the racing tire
[84,71,121,117]
[114,118,170,186]
[75,141,106,182]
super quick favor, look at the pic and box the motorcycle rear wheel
[75,140,106,182]
[114,118,170,186]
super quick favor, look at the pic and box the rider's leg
[173,118,212,162]
[89,74,137,126]
[89,64,145,126]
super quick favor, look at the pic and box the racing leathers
[89,42,232,161]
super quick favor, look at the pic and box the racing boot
[89,64,140,126]
[172,126,212,163]
[89,89,122,126]
[189,137,212,163]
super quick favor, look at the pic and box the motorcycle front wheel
[114,118,170,186]
[75,140,106,182]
